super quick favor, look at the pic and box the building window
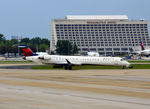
[98,48,104,51]
[113,48,120,51]
[121,48,128,51]
[106,48,112,51]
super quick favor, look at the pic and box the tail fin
[140,40,145,51]
[18,45,38,56]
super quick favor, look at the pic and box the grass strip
[31,64,150,70]
[0,61,32,64]
[127,60,150,63]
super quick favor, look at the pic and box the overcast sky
[0,0,150,39]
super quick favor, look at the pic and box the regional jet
[87,47,100,57]
[19,45,132,70]
[132,41,150,56]
[140,41,150,56]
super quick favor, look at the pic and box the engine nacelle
[38,55,51,60]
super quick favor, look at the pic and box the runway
[0,64,150,109]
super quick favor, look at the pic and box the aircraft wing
[66,59,82,66]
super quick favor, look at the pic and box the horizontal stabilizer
[18,45,28,48]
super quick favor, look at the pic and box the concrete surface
[0,64,150,109]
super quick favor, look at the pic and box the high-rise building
[50,15,150,55]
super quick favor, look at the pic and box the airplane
[87,47,100,57]
[131,41,150,57]
[19,45,132,70]
[18,45,48,62]
[140,40,150,56]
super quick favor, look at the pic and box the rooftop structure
[66,15,128,20]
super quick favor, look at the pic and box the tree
[3,40,13,57]
[41,38,50,46]
[72,44,78,55]
[0,34,5,41]
[30,37,41,45]
[56,40,72,55]
[28,43,37,53]
[0,34,6,54]
[10,39,18,45]
[21,38,30,44]
[0,42,6,55]
[0,34,50,55]
[129,48,134,53]
[39,43,49,52]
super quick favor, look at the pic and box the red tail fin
[18,45,37,56]
[140,40,145,51]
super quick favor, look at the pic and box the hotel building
[50,15,150,55]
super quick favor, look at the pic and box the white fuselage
[141,50,150,56]
[87,52,100,57]
[25,55,130,67]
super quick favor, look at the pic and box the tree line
[0,33,50,56]
[0,33,79,56]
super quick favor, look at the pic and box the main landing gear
[64,66,72,70]
[122,66,125,69]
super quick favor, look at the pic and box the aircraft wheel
[122,66,125,69]
[68,66,72,70]
[129,66,133,69]
[64,66,68,70]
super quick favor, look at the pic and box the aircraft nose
[125,61,130,67]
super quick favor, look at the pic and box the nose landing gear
[128,66,133,69]
[122,66,133,69]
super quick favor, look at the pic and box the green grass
[131,64,150,69]
[0,61,32,64]
[31,64,150,70]
[127,60,150,63]
[0,60,150,69]
[31,65,62,70]
[31,65,123,70]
